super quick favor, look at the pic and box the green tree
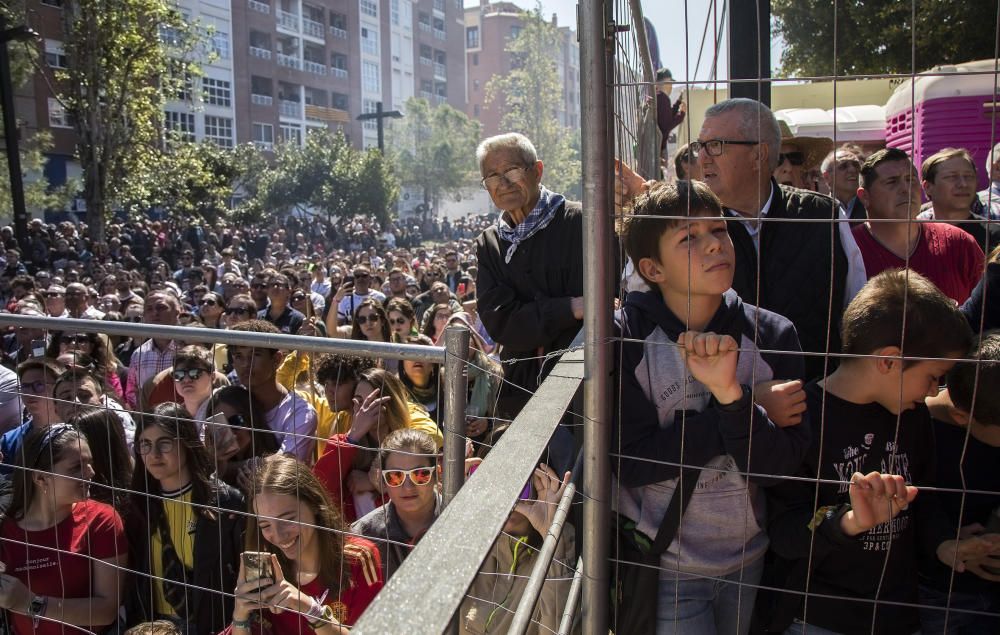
[773,0,999,78]
[249,130,399,226]
[390,97,480,212]
[484,4,581,198]
[59,0,197,240]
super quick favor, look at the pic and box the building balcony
[420,90,435,101]
[418,22,432,34]
[331,67,348,79]
[433,0,445,13]
[251,93,274,106]
[303,18,325,39]
[248,0,270,14]
[249,46,272,60]
[305,104,350,123]
[304,60,327,75]
[434,62,446,78]
[277,53,301,69]
[277,10,299,32]
[434,95,447,105]
[433,29,446,41]
[419,56,432,67]
[279,100,302,118]
[330,26,347,39]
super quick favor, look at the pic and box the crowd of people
[0,91,996,635]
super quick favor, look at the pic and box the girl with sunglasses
[0,423,128,634]
[125,402,245,633]
[313,368,442,522]
[205,385,280,494]
[170,345,218,423]
[352,428,441,580]
[385,297,418,339]
[349,299,390,342]
[229,454,383,633]
[47,330,125,402]
[198,292,226,329]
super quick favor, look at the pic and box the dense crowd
[0,92,997,635]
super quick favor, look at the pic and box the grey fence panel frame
[353,339,585,634]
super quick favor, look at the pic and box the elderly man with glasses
[474,132,585,423]
[694,98,866,379]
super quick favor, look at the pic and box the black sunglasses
[199,298,218,306]
[355,314,381,325]
[225,307,251,316]
[172,368,209,382]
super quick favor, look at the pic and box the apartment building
[464,0,580,138]
[12,0,468,197]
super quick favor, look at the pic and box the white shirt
[337,290,387,322]
[266,391,317,461]
[728,183,866,308]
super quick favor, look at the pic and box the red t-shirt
[852,222,985,304]
[313,434,386,523]
[257,536,384,632]
[0,499,127,635]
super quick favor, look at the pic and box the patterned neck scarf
[495,186,565,264]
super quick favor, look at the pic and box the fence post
[441,324,471,508]
[579,0,613,633]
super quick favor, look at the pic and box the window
[202,78,232,107]
[331,53,348,70]
[330,12,347,29]
[362,99,379,130]
[473,79,479,91]
[204,115,233,147]
[360,0,378,18]
[472,53,478,66]
[253,122,274,149]
[41,0,64,7]
[281,124,302,145]
[332,92,349,110]
[361,27,378,56]
[211,30,230,59]
[466,26,479,49]
[473,104,480,117]
[510,25,522,39]
[164,110,195,141]
[362,61,380,93]
[391,0,399,25]
[48,98,72,128]
[44,40,67,69]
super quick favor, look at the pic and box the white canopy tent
[775,105,887,143]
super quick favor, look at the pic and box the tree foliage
[773,0,999,78]
[389,97,480,211]
[243,130,399,226]
[59,0,197,240]
[485,4,581,198]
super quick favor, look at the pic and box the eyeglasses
[270,283,289,289]
[353,272,370,279]
[778,151,805,166]
[225,307,251,316]
[481,166,529,190]
[389,317,408,326]
[689,139,761,157]
[138,437,177,455]
[381,466,436,487]
[355,314,381,325]
[199,298,218,306]
[44,292,63,298]
[60,335,92,345]
[291,294,306,302]
[20,380,48,394]
[172,368,209,382]
[226,414,246,429]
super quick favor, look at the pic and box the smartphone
[31,339,46,358]
[242,551,274,583]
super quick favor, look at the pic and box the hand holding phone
[242,551,275,584]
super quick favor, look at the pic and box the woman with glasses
[204,385,280,494]
[125,402,245,633]
[352,428,441,580]
[313,367,442,522]
[349,299,390,342]
[230,455,383,634]
[47,330,125,402]
[422,303,455,345]
[385,297,418,339]
[0,423,128,634]
[198,291,226,329]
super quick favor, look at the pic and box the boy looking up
[614,180,811,634]
[764,270,989,635]
[919,331,1000,633]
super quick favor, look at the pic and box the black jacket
[474,201,584,418]
[727,181,848,380]
[126,482,245,634]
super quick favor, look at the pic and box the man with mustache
[851,147,984,305]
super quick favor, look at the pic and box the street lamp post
[356,101,403,153]
[0,15,39,255]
